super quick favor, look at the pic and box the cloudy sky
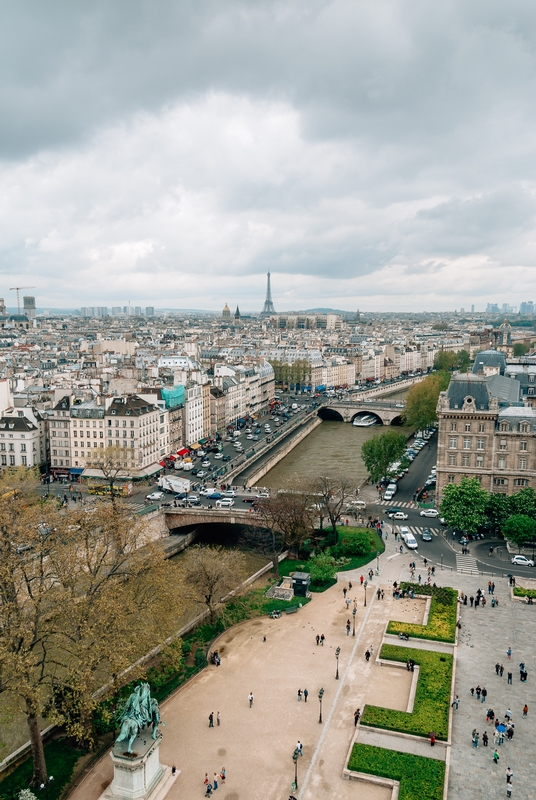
[2,1,536,313]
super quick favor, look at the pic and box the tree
[256,492,315,578]
[484,492,508,533]
[361,430,407,484]
[507,487,536,519]
[434,350,459,371]
[308,553,337,584]
[181,545,245,623]
[456,350,471,372]
[85,445,130,506]
[403,372,451,431]
[440,478,488,535]
[310,475,357,533]
[513,343,529,357]
[502,515,536,551]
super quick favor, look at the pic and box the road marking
[456,553,479,574]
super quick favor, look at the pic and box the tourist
[523,704,528,718]
[248,692,254,707]
[451,695,460,710]
[320,634,325,646]
[298,689,302,701]
[482,731,488,747]
[500,664,504,677]
[213,773,219,790]
[346,621,351,636]
[208,712,214,728]
[508,672,512,684]
[354,708,361,726]
[505,708,513,721]
[495,663,501,675]
[316,634,320,646]
[507,781,513,798]
[365,649,371,661]
[493,749,500,765]
[220,768,226,783]
[507,647,512,660]
[506,768,513,784]
[217,711,220,726]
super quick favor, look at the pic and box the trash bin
[291,572,311,597]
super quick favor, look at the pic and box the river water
[262,390,411,490]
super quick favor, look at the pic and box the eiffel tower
[260,272,276,316]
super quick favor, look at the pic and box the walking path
[69,532,536,800]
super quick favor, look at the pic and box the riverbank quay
[66,528,530,800]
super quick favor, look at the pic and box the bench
[286,606,299,614]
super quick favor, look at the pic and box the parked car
[216,498,234,508]
[146,491,164,501]
[511,555,534,567]
[223,490,236,497]
[214,453,223,459]
[242,496,256,504]
[420,508,439,518]
[222,455,231,462]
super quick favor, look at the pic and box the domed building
[222,302,231,319]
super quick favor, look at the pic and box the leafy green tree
[403,373,449,431]
[502,515,536,552]
[456,350,471,372]
[308,552,337,583]
[485,492,508,532]
[434,350,458,371]
[513,343,529,357]
[361,430,407,484]
[507,487,536,519]
[440,478,488,535]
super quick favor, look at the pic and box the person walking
[482,731,488,747]
[508,672,513,684]
[493,749,500,765]
[507,647,512,660]
[298,689,302,701]
[481,687,487,704]
[220,768,226,784]
[346,621,351,636]
[354,708,361,726]
[507,781,513,798]
[248,692,254,707]
[505,708,513,721]
[365,649,371,662]
[208,712,214,728]
[213,773,219,791]
[217,711,221,726]
[495,663,501,675]
[320,634,325,646]
[500,664,504,677]
[506,768,513,784]
[303,689,308,703]
[343,587,347,598]
[316,634,320,646]
[523,704,528,718]
[452,695,460,710]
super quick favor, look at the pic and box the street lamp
[39,776,54,800]
[363,580,368,607]
[318,688,324,723]
[376,551,380,574]
[335,646,341,680]
[352,602,357,636]
[440,553,443,571]
[292,746,301,791]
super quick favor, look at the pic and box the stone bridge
[164,506,267,532]
[317,399,405,425]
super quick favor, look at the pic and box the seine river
[262,390,411,489]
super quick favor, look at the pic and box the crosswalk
[376,500,414,508]
[389,525,439,537]
[456,553,479,574]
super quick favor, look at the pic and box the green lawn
[361,645,452,740]
[348,743,445,800]
[0,738,86,800]
[386,585,458,642]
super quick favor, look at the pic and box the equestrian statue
[115,682,162,753]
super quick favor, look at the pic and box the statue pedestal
[99,734,179,800]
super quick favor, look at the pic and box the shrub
[513,587,536,598]
[0,739,86,800]
[339,531,370,556]
[348,744,445,800]
[386,584,457,643]
[194,647,207,669]
[361,645,452,740]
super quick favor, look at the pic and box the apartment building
[104,395,161,475]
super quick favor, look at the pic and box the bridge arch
[317,407,344,422]
[389,415,404,426]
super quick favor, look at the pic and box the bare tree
[256,492,315,578]
[311,475,357,533]
[85,445,130,506]
[181,545,246,623]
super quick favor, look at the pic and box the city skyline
[1,3,536,311]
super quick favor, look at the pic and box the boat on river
[352,414,379,427]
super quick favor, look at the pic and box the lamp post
[363,580,368,607]
[318,687,324,723]
[335,646,341,680]
[352,602,357,636]
[440,553,443,571]
[376,550,380,574]
[292,746,301,790]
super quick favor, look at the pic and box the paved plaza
[70,533,536,800]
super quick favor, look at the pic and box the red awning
[168,455,176,461]
[159,461,166,467]
[177,448,189,456]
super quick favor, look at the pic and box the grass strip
[386,584,457,643]
[361,644,452,740]
[348,743,445,800]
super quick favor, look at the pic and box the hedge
[513,586,536,598]
[386,584,457,643]
[360,645,452,740]
[348,744,445,800]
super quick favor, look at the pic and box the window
[477,438,485,450]
[123,420,127,427]
[465,423,471,432]
[499,440,507,450]
[8,444,14,452]
[130,420,134,427]
[21,456,27,466]
[498,458,506,469]
[514,478,529,486]
[75,451,78,457]
[449,438,457,449]
[448,475,455,483]
[450,422,457,431]
[519,458,527,470]
[0,443,4,451]
[1,455,5,465]
[476,456,483,468]
[520,441,527,451]
[530,375,535,383]
[20,444,26,452]
[462,455,470,467]
[448,454,457,466]
[500,422,509,432]
[529,388,534,395]
[494,477,506,486]
[9,456,15,466]
[478,423,485,432]
[463,438,471,450]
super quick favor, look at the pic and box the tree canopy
[181,545,245,622]
[502,514,536,551]
[440,477,488,534]
[361,430,407,484]
[433,350,471,372]
[402,372,450,431]
[256,491,315,577]
[310,475,356,533]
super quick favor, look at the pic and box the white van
[401,530,418,549]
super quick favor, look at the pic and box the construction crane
[9,286,35,315]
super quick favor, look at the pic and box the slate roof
[472,349,507,375]
[446,373,491,410]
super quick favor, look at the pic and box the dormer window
[500,422,509,432]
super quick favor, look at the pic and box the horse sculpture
[115,682,162,753]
